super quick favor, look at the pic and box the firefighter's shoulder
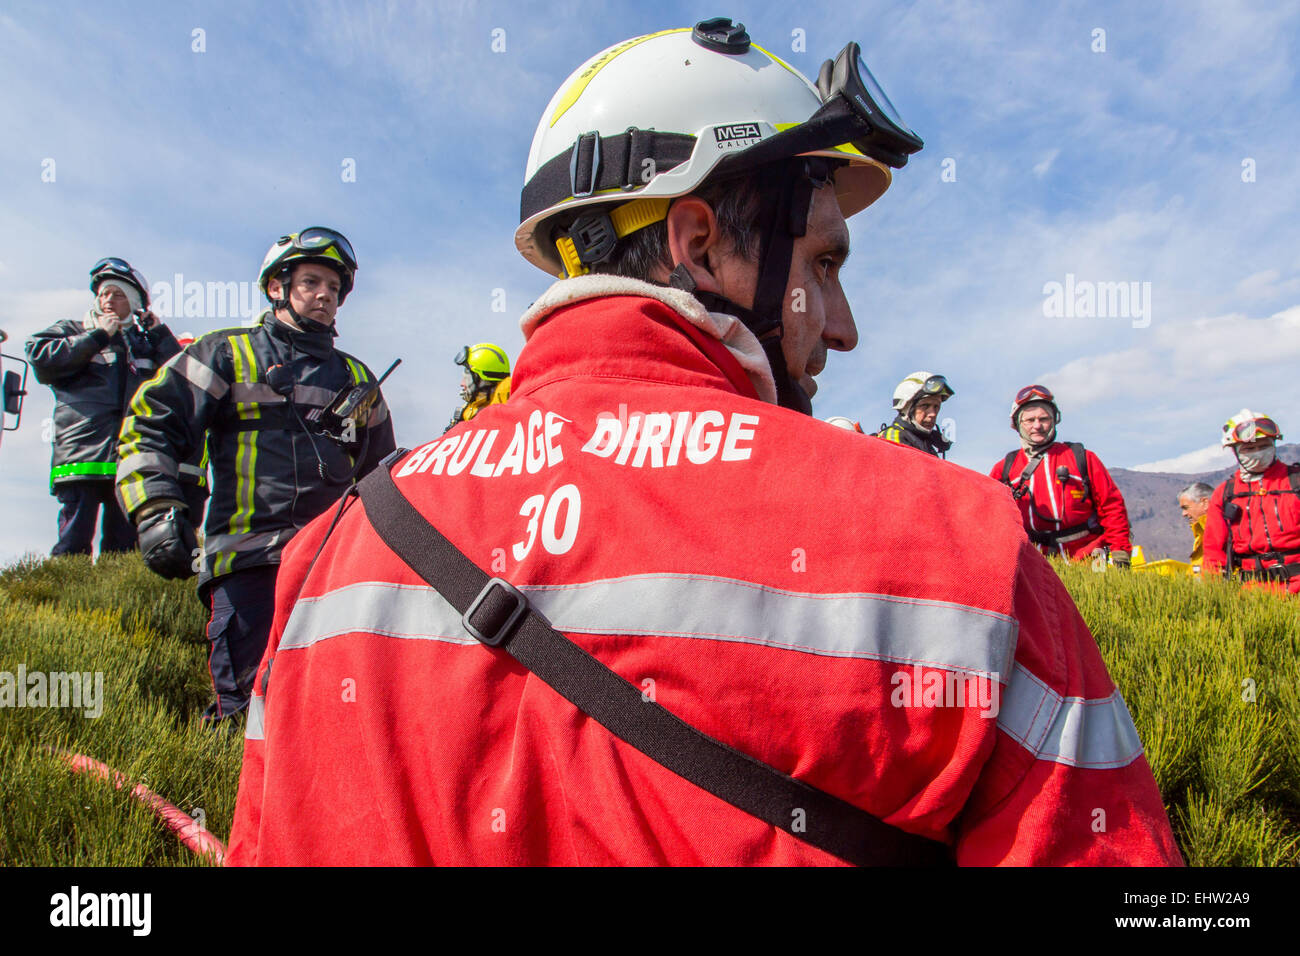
[823,421,1027,554]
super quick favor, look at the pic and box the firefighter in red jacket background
[1203,409,1300,594]
[229,20,1180,866]
[991,384,1132,566]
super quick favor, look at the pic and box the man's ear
[267,276,282,301]
[664,197,728,295]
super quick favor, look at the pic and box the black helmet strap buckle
[567,210,618,268]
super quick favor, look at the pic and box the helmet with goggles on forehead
[1221,409,1282,447]
[515,17,923,415]
[1010,384,1061,430]
[893,371,954,414]
[89,257,151,307]
[258,227,358,307]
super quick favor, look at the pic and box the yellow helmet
[456,343,510,382]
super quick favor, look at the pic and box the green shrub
[2,552,1297,865]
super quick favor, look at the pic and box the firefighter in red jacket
[1203,409,1300,593]
[991,385,1132,565]
[229,20,1180,866]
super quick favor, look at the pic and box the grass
[0,553,240,866]
[1055,560,1300,866]
[0,551,1297,865]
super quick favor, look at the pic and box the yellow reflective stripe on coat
[344,357,368,384]
[220,335,261,576]
[117,367,170,512]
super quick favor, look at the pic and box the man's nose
[824,285,858,352]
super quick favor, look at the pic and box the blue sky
[1,0,1298,560]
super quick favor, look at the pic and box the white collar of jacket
[519,275,778,405]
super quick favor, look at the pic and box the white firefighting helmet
[516,20,916,278]
[891,371,953,413]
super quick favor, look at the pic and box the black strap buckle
[567,211,618,266]
[569,131,602,198]
[463,577,530,647]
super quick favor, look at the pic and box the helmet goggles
[724,39,923,174]
[89,257,150,305]
[919,374,952,399]
[275,227,357,273]
[1016,384,1055,405]
[1226,416,1280,444]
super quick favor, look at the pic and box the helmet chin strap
[669,157,840,416]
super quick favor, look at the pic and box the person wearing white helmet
[875,371,953,458]
[114,228,396,726]
[824,416,864,433]
[25,257,199,557]
[229,20,1179,866]
[1203,410,1300,592]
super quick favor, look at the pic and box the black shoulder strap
[1219,477,1242,524]
[1000,451,1017,484]
[1289,462,1300,494]
[355,461,952,868]
[1068,443,1092,500]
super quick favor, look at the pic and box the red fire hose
[54,749,227,864]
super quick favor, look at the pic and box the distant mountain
[1110,443,1300,560]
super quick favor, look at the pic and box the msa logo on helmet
[713,123,762,149]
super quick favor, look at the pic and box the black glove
[137,506,198,580]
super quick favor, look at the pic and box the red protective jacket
[228,278,1181,866]
[1203,460,1300,594]
[990,444,1131,561]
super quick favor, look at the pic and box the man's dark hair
[559,170,767,281]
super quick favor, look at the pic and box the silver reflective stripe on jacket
[277,575,1018,677]
[996,662,1144,769]
[119,451,178,478]
[274,574,1143,768]
[245,693,265,741]
[205,529,290,556]
[228,382,339,408]
[174,352,230,400]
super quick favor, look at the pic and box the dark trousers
[203,565,278,723]
[51,480,136,557]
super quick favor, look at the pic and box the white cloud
[1235,269,1300,300]
[1131,442,1234,474]
[1040,305,1300,409]
[1032,148,1060,178]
